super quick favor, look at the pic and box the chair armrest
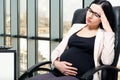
[81,65,120,80]
[19,61,52,80]
[27,61,52,73]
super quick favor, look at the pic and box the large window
[19,0,50,75]
[0,0,50,77]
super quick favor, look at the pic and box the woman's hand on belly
[54,60,78,76]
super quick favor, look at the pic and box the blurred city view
[6,13,72,74]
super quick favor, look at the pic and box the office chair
[19,6,120,80]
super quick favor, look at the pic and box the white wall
[108,0,120,6]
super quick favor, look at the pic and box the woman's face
[86,4,101,28]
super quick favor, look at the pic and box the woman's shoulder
[72,23,86,27]
[98,28,114,33]
[98,28,115,36]
[72,23,86,28]
[98,28,104,32]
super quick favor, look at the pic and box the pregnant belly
[60,47,95,75]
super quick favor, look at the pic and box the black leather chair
[19,6,120,80]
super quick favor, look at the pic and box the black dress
[52,33,95,79]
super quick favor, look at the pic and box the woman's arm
[99,6,115,64]
[101,32,115,65]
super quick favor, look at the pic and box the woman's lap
[29,72,79,80]
[47,76,79,80]
[29,72,55,80]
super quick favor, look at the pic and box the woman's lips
[86,18,91,23]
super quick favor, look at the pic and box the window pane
[6,0,11,46]
[38,40,50,61]
[6,0,10,34]
[20,38,27,75]
[20,0,27,36]
[38,0,49,37]
[63,0,83,36]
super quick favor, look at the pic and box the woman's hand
[54,60,78,76]
[99,6,113,32]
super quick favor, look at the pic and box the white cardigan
[51,24,115,80]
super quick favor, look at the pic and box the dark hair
[89,0,115,32]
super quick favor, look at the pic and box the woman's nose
[88,13,94,18]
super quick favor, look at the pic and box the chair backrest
[72,8,87,25]
[113,6,120,66]
[72,6,120,80]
